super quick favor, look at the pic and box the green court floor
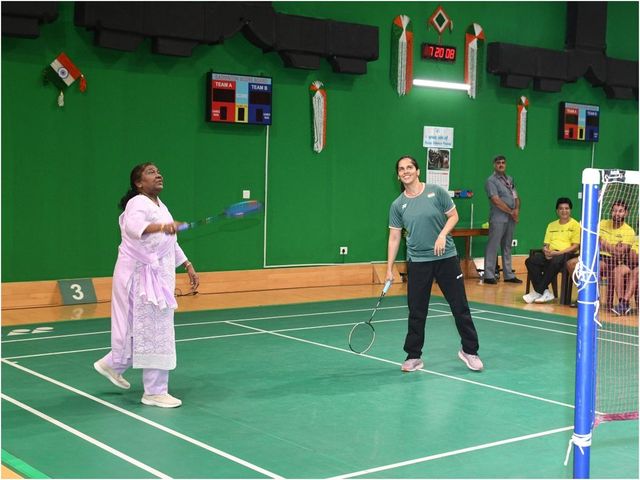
[2,296,638,478]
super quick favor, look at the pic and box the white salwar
[100,195,187,394]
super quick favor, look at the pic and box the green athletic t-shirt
[389,184,457,262]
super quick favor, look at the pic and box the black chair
[525,249,576,305]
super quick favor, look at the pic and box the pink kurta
[110,195,187,370]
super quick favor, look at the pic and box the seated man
[610,238,638,316]
[600,200,637,314]
[523,197,580,304]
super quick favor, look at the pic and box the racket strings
[348,322,376,354]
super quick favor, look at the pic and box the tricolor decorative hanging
[310,81,327,153]
[516,96,529,150]
[43,52,87,107]
[464,23,485,99]
[390,15,413,96]
[427,6,453,43]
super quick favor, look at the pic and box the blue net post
[573,168,601,478]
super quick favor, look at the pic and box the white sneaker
[534,289,555,303]
[523,291,542,304]
[458,350,484,371]
[401,358,424,372]
[94,359,130,389]
[141,393,182,408]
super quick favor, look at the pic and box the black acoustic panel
[142,3,205,40]
[487,43,536,76]
[73,2,378,75]
[278,51,321,70]
[328,56,367,74]
[202,3,245,44]
[95,29,144,52]
[327,20,378,59]
[76,2,143,33]
[500,74,531,89]
[568,50,607,84]
[565,2,607,52]
[275,14,327,54]
[603,86,636,100]
[487,2,636,100]
[606,58,638,88]
[533,78,564,92]
[152,37,199,57]
[1,1,58,38]
[2,15,40,38]
[241,4,276,51]
[535,49,567,79]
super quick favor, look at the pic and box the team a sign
[423,126,454,148]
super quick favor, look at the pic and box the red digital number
[428,45,434,57]
[435,46,444,58]
[445,48,455,60]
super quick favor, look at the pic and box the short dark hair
[612,199,628,210]
[556,197,572,209]
[493,155,506,163]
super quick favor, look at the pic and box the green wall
[2,2,638,282]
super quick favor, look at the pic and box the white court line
[5,346,111,360]
[3,308,590,362]
[327,425,574,479]
[1,393,172,479]
[2,300,585,345]
[473,314,638,347]
[225,321,576,410]
[1,359,284,480]
[3,314,453,361]
[1,305,409,344]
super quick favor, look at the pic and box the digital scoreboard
[421,43,457,62]
[558,102,599,142]
[206,72,272,125]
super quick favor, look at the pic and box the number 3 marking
[70,283,84,300]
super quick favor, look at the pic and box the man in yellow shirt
[612,239,639,315]
[601,200,638,315]
[524,197,580,303]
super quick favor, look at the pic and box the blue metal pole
[573,168,601,478]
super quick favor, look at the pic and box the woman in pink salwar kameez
[94,163,199,408]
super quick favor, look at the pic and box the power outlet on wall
[512,239,518,247]
[339,246,348,255]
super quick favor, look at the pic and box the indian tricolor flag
[50,53,82,87]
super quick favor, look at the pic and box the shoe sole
[141,397,182,408]
[534,298,555,303]
[458,351,483,371]
[94,361,130,390]
[401,361,424,372]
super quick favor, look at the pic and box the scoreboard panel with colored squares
[206,72,272,125]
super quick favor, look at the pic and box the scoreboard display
[558,102,599,142]
[206,72,272,125]
[421,43,457,62]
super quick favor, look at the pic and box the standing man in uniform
[483,155,522,284]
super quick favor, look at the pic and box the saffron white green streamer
[464,23,485,99]
[390,15,413,96]
[310,81,327,153]
[516,96,529,150]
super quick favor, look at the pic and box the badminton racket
[178,200,263,231]
[348,280,392,354]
